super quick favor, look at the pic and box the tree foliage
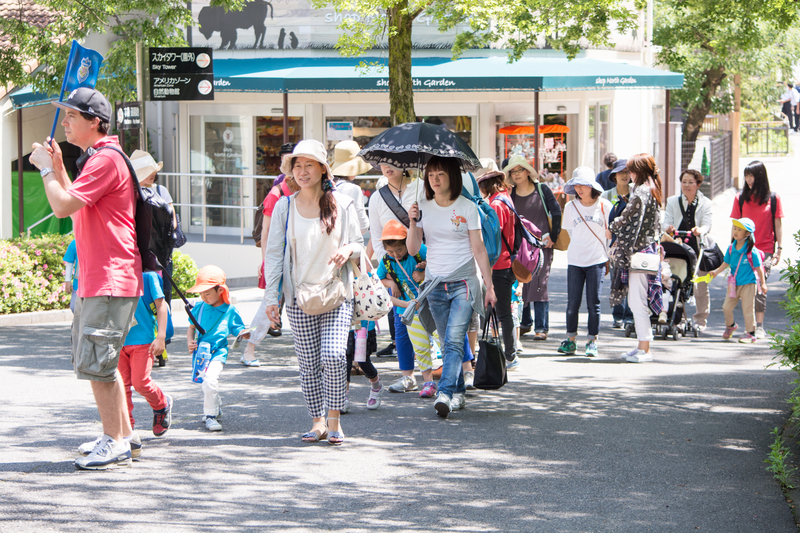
[654,0,800,142]
[312,0,640,125]
[0,0,244,104]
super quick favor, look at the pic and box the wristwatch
[40,167,54,177]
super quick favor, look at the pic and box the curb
[0,309,73,326]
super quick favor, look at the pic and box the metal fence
[680,131,732,200]
[741,121,789,155]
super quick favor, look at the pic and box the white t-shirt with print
[563,198,613,267]
[417,195,481,278]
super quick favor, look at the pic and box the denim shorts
[71,296,138,382]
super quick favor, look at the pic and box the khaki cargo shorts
[71,296,138,382]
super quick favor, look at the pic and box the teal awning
[7,85,56,109]
[214,55,684,93]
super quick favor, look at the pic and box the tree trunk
[681,64,726,171]
[388,1,416,126]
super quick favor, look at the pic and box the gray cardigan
[262,191,363,308]
[662,191,713,246]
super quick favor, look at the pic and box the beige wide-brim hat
[474,157,500,178]
[331,140,372,176]
[503,155,537,178]
[280,139,334,178]
[130,150,163,183]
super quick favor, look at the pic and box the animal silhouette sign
[198,0,275,49]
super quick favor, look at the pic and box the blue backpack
[461,172,501,266]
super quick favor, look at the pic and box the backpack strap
[379,185,410,228]
[770,192,777,248]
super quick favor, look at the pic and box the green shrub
[0,234,73,314]
[771,230,800,370]
[171,250,199,299]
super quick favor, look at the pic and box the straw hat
[130,150,163,183]
[331,140,372,176]
[280,139,334,178]
[502,155,537,178]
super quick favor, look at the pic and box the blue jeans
[521,301,550,333]
[566,264,605,339]
[612,298,633,324]
[425,281,472,399]
[394,310,414,372]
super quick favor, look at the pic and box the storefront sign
[327,122,353,141]
[149,47,215,101]
[115,102,141,130]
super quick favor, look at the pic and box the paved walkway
[1,144,799,532]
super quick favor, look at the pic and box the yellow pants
[405,315,439,372]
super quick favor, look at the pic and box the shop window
[587,104,610,173]
[189,115,252,230]
[497,115,569,186]
[255,116,303,205]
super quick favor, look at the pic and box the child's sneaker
[585,340,598,357]
[722,324,738,340]
[341,396,350,414]
[367,384,384,410]
[464,370,475,390]
[152,395,173,437]
[205,416,222,431]
[739,333,757,343]
[558,340,577,355]
[419,381,437,398]
[658,312,668,325]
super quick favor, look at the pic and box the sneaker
[658,312,668,325]
[376,343,396,357]
[585,340,598,357]
[205,416,222,431]
[240,356,261,367]
[79,431,142,459]
[626,350,653,363]
[620,347,640,361]
[388,375,417,393]
[739,333,757,344]
[506,357,520,371]
[755,327,767,339]
[341,396,350,414]
[557,340,577,355]
[434,393,451,418]
[612,320,623,329]
[451,393,466,411]
[419,381,437,398]
[464,371,475,390]
[152,395,173,437]
[367,385,384,410]
[75,435,131,470]
[722,324,738,340]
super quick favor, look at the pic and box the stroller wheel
[625,323,633,338]
[661,327,669,340]
[693,327,699,338]
[673,329,680,341]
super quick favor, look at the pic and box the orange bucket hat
[380,219,408,241]
[188,265,230,304]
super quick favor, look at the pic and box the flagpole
[49,41,78,142]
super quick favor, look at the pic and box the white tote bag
[351,250,393,322]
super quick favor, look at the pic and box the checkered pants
[286,300,352,419]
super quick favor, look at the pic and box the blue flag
[50,40,104,140]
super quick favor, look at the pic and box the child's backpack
[727,243,765,272]
[494,195,544,282]
[461,172,502,266]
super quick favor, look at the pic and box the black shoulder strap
[678,196,686,218]
[771,192,777,243]
[379,185,410,228]
[738,192,744,214]
[381,254,403,287]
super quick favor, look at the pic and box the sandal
[301,421,328,443]
[533,332,548,341]
[327,416,344,446]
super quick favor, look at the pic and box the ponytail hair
[627,153,663,207]
[746,232,755,254]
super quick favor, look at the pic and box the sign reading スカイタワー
[149,47,214,101]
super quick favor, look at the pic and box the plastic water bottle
[192,341,212,383]
[355,328,367,363]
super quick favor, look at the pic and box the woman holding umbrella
[407,156,496,418]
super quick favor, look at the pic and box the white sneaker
[79,431,142,459]
[366,385,384,410]
[434,392,451,418]
[74,435,131,470]
[755,327,767,339]
[388,375,418,393]
[464,371,475,390]
[620,347,640,361]
[450,393,466,411]
[205,416,222,431]
[626,350,653,363]
[341,397,350,414]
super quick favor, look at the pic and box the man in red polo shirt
[30,88,143,470]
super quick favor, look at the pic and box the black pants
[345,329,378,381]
[488,268,517,361]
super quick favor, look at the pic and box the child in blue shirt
[62,239,78,312]
[709,218,767,343]
[186,265,248,431]
[119,271,173,437]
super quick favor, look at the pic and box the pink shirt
[67,136,143,298]
[262,179,293,217]
[731,193,784,254]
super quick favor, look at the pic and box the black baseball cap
[52,87,111,123]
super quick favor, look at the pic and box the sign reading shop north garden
[149,47,214,101]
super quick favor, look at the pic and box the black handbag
[699,238,723,272]
[172,213,187,248]
[474,306,508,390]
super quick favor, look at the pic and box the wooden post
[17,107,24,236]
[282,91,289,145]
[533,91,540,172]
[732,74,741,189]
[664,89,671,200]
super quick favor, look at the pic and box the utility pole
[135,42,148,152]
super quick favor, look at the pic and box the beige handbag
[630,251,660,274]
[537,183,570,251]
[291,204,346,315]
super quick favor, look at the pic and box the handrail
[27,212,56,237]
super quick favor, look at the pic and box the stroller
[623,236,699,340]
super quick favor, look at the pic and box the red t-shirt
[489,191,516,270]
[67,136,143,298]
[262,178,293,217]
[730,193,784,254]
